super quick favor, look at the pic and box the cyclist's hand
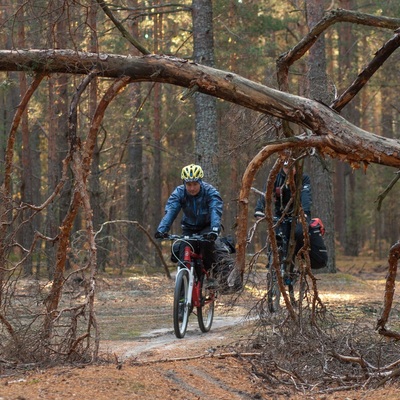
[155,231,168,239]
[205,232,218,241]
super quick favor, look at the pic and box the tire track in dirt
[183,365,256,399]
[117,314,250,360]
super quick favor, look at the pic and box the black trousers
[178,226,230,270]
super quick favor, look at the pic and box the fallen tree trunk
[0,50,399,168]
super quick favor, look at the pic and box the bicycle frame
[177,241,210,309]
[167,234,216,338]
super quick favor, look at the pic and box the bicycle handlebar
[273,215,293,223]
[159,233,215,242]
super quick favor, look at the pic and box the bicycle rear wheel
[173,269,190,338]
[267,266,280,313]
[197,275,215,332]
[288,264,305,307]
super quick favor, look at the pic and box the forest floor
[1,256,400,399]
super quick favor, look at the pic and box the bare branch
[95,220,172,279]
[329,350,371,370]
[331,31,400,111]
[95,0,151,55]
[375,172,400,211]
[277,8,400,91]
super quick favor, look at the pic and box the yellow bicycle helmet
[181,164,204,182]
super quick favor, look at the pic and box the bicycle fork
[176,266,194,309]
[184,264,205,309]
[176,245,196,311]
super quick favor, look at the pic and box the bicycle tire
[288,264,306,308]
[197,274,215,332]
[173,269,190,338]
[267,266,280,313]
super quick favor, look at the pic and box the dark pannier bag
[170,235,236,263]
[221,235,236,254]
[309,218,328,269]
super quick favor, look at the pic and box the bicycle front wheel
[173,269,190,338]
[267,267,281,313]
[197,275,215,332]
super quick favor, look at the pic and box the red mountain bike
[164,234,218,338]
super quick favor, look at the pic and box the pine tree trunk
[192,0,219,187]
[306,0,336,272]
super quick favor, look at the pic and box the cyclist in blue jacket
[254,160,312,254]
[255,160,312,220]
[156,164,223,241]
[155,164,237,290]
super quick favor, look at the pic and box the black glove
[155,231,168,239]
[205,232,218,241]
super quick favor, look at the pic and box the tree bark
[306,0,336,272]
[88,4,109,272]
[17,4,34,276]
[192,0,219,187]
[127,0,145,264]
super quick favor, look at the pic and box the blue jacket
[254,170,312,218]
[157,181,223,234]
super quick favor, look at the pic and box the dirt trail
[93,271,257,361]
[114,315,247,359]
[97,274,256,363]
[2,267,400,399]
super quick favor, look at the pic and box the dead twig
[316,383,363,394]
[128,351,262,365]
[329,350,372,370]
[274,363,306,384]
[95,220,172,279]
[377,327,400,340]
[376,367,400,387]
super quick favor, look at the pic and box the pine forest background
[0,0,399,280]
